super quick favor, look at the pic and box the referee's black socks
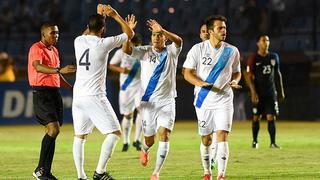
[38,134,56,172]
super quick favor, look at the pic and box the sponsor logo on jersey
[255,62,261,66]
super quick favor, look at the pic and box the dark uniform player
[28,22,75,179]
[244,34,285,149]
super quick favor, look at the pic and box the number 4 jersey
[183,40,241,109]
[73,33,128,97]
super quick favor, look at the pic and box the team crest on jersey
[271,59,276,66]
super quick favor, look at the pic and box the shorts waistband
[32,86,59,90]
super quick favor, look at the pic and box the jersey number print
[79,49,90,70]
[262,65,271,74]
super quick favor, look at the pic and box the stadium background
[1,0,320,124]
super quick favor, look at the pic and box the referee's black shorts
[32,86,63,126]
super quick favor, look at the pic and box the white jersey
[131,43,182,103]
[183,41,241,109]
[73,33,128,97]
[109,49,141,91]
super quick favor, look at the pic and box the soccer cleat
[252,141,259,149]
[211,158,217,169]
[93,171,115,180]
[47,173,58,180]
[133,140,142,151]
[140,149,149,167]
[203,174,212,180]
[33,167,47,180]
[150,174,159,180]
[122,143,129,152]
[270,143,281,149]
[217,174,225,180]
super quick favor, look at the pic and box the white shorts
[119,87,141,115]
[195,106,234,136]
[140,99,176,137]
[72,95,121,135]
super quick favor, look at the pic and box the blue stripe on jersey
[195,47,233,108]
[141,50,168,102]
[121,61,140,90]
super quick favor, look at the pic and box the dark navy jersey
[247,52,280,96]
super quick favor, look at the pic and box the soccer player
[109,33,144,151]
[183,15,241,180]
[199,21,209,42]
[244,34,285,149]
[122,19,182,180]
[199,20,218,170]
[72,4,134,180]
[28,22,76,180]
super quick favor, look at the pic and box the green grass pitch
[1,121,320,179]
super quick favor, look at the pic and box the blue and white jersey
[183,41,241,109]
[109,49,141,91]
[131,43,182,103]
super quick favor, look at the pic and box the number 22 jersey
[183,40,241,109]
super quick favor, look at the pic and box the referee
[28,22,75,180]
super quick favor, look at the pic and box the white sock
[134,113,143,142]
[96,134,120,174]
[153,141,169,175]
[121,116,133,144]
[211,133,218,163]
[73,137,87,179]
[200,143,212,175]
[217,141,229,177]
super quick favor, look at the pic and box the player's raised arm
[122,14,137,55]
[104,5,134,39]
[147,19,182,48]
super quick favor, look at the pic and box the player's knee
[201,135,212,146]
[112,130,122,137]
[158,127,171,142]
[47,128,60,138]
[124,113,133,119]
[266,114,275,121]
[145,136,155,147]
[216,130,229,142]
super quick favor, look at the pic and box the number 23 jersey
[73,33,128,97]
[246,52,280,96]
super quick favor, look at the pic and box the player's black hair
[205,15,227,30]
[131,33,143,46]
[256,34,269,42]
[40,21,57,33]
[88,14,106,33]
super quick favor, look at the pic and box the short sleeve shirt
[28,41,60,87]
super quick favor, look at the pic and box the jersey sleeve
[167,42,182,58]
[109,49,123,65]
[246,54,255,73]
[28,45,43,64]
[274,53,280,70]
[183,45,198,69]
[103,33,128,49]
[232,47,241,73]
[131,45,150,60]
